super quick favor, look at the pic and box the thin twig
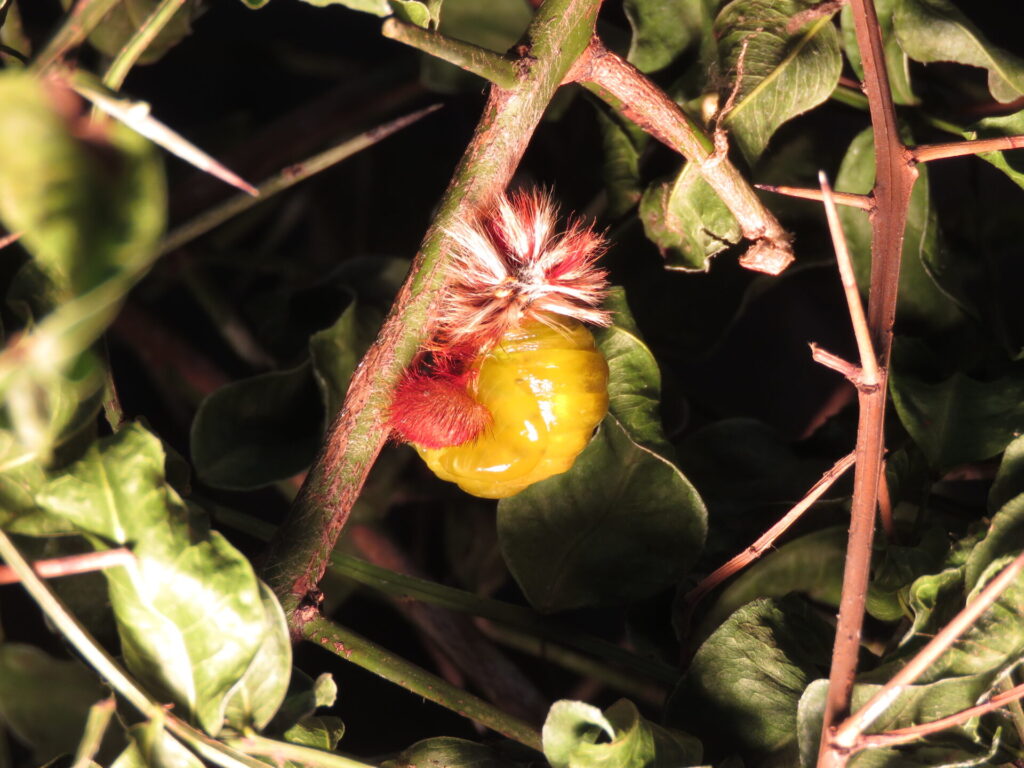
[859,681,1024,749]
[832,550,1024,752]
[381,18,519,88]
[912,135,1024,163]
[0,547,134,585]
[756,183,873,211]
[301,614,543,751]
[227,733,375,768]
[810,344,863,385]
[159,104,442,255]
[102,0,190,91]
[568,36,794,275]
[0,231,22,249]
[32,0,121,72]
[819,171,879,389]
[679,452,856,634]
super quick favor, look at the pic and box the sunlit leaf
[389,0,431,28]
[716,0,842,163]
[639,164,740,272]
[543,699,702,768]
[283,716,345,751]
[671,597,831,762]
[36,423,267,735]
[114,718,203,768]
[894,0,1024,103]
[0,429,76,535]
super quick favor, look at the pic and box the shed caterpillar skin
[389,189,611,498]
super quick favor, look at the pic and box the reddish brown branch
[0,548,134,585]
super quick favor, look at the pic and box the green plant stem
[101,0,188,91]
[228,733,375,768]
[0,528,269,768]
[330,552,679,685]
[71,698,116,768]
[32,0,121,72]
[159,104,441,255]
[301,614,543,752]
[262,0,604,614]
[381,18,518,88]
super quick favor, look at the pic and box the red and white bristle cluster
[389,188,610,449]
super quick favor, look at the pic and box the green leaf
[639,164,741,272]
[298,0,389,14]
[671,597,832,762]
[836,128,965,332]
[389,0,431,28]
[283,716,345,751]
[222,583,292,733]
[309,297,381,419]
[190,363,324,491]
[624,0,715,74]
[0,429,77,535]
[543,699,702,768]
[966,494,1024,593]
[595,288,673,455]
[716,0,842,163]
[381,737,527,768]
[0,72,165,295]
[0,644,108,764]
[841,0,917,106]
[593,104,645,219]
[963,109,1024,193]
[59,0,198,64]
[894,0,1024,103]
[889,359,1024,471]
[990,433,1024,513]
[36,423,267,736]
[115,718,203,768]
[499,414,706,612]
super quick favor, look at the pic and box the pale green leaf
[298,0,389,14]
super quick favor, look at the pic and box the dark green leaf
[894,0,1024,103]
[889,361,1024,471]
[498,416,706,612]
[0,644,108,764]
[309,297,381,419]
[836,129,965,332]
[639,165,740,272]
[222,583,292,733]
[716,0,842,163]
[58,0,198,64]
[990,433,1024,513]
[672,597,832,761]
[841,0,917,106]
[624,0,715,74]
[190,363,324,490]
[381,737,527,768]
[36,423,267,736]
[595,288,673,455]
[593,104,645,219]
[543,699,702,768]
[966,494,1024,593]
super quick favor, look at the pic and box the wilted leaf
[624,0,716,74]
[499,416,706,612]
[543,699,702,768]
[894,0,1024,103]
[190,363,323,490]
[0,644,108,764]
[836,128,966,332]
[36,423,267,735]
[639,164,740,272]
[672,597,832,761]
[716,0,842,163]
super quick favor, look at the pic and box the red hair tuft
[389,364,491,449]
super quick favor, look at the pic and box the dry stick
[756,183,873,211]
[0,231,21,249]
[912,135,1024,163]
[567,36,795,276]
[262,0,605,615]
[0,547,134,585]
[832,550,1024,753]
[680,451,856,634]
[816,0,917,763]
